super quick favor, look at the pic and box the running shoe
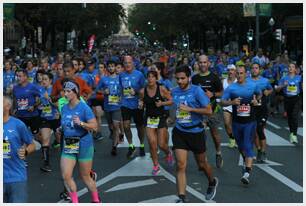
[205,177,219,200]
[228,138,237,148]
[40,162,52,172]
[166,150,175,166]
[289,133,298,144]
[90,170,97,181]
[261,151,267,162]
[216,154,223,168]
[152,165,160,175]
[126,146,136,159]
[94,132,104,141]
[241,172,250,185]
[139,147,145,157]
[175,198,187,203]
[59,191,71,201]
[256,150,263,163]
[52,140,60,149]
[111,146,117,156]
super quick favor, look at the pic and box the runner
[119,55,146,158]
[222,64,237,148]
[39,72,61,172]
[97,60,122,155]
[248,63,273,162]
[276,63,302,143]
[4,95,36,203]
[191,55,224,168]
[221,65,261,185]
[139,70,174,175]
[60,80,101,203]
[172,65,218,202]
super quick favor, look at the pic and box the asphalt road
[26,111,303,203]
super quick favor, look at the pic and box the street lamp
[147,21,151,25]
[269,17,275,27]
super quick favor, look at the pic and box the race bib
[287,85,298,95]
[176,110,192,123]
[3,140,11,159]
[42,105,52,116]
[237,105,251,117]
[108,95,120,105]
[123,88,133,98]
[17,98,29,110]
[63,137,80,154]
[147,117,160,128]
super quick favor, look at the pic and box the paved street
[27,112,303,203]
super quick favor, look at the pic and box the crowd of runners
[3,46,303,203]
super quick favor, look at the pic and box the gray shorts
[206,112,221,128]
[105,110,122,123]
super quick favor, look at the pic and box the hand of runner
[138,100,144,109]
[232,97,241,105]
[104,88,110,95]
[73,115,81,126]
[205,90,214,98]
[130,88,136,96]
[18,145,27,160]
[251,95,259,106]
[179,103,192,112]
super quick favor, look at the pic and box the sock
[178,194,185,200]
[69,192,78,203]
[140,144,145,148]
[42,146,50,164]
[245,167,252,173]
[91,191,100,203]
[129,144,134,149]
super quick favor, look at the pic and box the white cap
[227,64,236,70]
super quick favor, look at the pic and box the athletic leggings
[284,96,300,135]
[232,121,257,158]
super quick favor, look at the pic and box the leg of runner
[40,127,52,172]
[119,120,124,143]
[123,119,136,158]
[208,125,223,168]
[134,109,145,157]
[175,149,188,203]
[60,158,78,203]
[93,106,104,140]
[147,127,160,175]
[157,128,174,166]
[79,161,100,203]
[223,111,236,148]
[111,121,121,156]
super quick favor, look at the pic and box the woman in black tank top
[139,71,175,175]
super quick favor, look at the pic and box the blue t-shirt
[97,75,122,112]
[222,81,261,123]
[119,70,145,109]
[262,67,278,85]
[4,117,33,183]
[278,75,302,97]
[279,64,289,79]
[3,70,15,91]
[13,83,40,117]
[61,101,95,147]
[40,86,58,120]
[27,69,37,84]
[171,85,210,133]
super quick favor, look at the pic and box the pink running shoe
[152,165,160,175]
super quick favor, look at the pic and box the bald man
[192,55,224,168]
[120,55,146,158]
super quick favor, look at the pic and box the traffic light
[274,29,282,41]
[247,29,253,41]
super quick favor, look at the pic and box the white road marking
[265,129,294,146]
[140,195,179,203]
[266,121,281,129]
[58,153,215,203]
[238,155,302,192]
[105,179,157,192]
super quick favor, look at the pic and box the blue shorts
[4,181,28,203]
[232,121,256,158]
[61,144,94,162]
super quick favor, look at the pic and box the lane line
[266,121,281,129]
[140,195,179,203]
[105,179,157,192]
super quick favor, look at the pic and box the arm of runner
[18,142,36,160]
[157,85,173,107]
[73,116,98,133]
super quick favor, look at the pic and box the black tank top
[144,84,165,117]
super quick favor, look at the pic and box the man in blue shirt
[13,69,41,136]
[172,65,218,202]
[119,55,146,158]
[221,65,261,185]
[3,95,36,203]
[248,63,273,162]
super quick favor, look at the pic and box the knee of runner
[176,160,187,170]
